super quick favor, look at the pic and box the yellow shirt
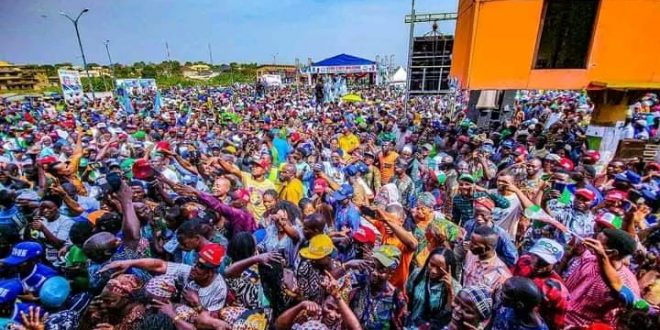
[241,172,276,220]
[279,178,304,205]
[338,133,360,155]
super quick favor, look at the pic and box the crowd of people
[0,82,658,330]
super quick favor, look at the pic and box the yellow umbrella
[341,94,363,103]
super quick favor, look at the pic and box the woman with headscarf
[444,286,493,330]
[406,248,461,329]
[84,274,144,330]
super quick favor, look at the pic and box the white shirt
[166,262,227,311]
[41,215,74,262]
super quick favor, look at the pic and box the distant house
[0,61,41,91]
[256,64,300,85]
[182,64,218,80]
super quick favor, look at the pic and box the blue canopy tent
[310,54,376,74]
[309,54,377,85]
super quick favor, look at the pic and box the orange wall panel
[468,0,544,89]
[451,0,660,90]
[449,0,477,85]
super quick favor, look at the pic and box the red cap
[132,159,155,180]
[118,133,128,140]
[646,162,660,171]
[230,189,250,202]
[352,226,376,244]
[290,132,301,143]
[457,135,470,143]
[156,141,171,151]
[198,243,225,267]
[558,158,574,171]
[583,150,601,162]
[38,156,58,166]
[605,190,626,202]
[575,188,596,201]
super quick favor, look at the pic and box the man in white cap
[512,238,569,330]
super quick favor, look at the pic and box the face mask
[470,246,486,256]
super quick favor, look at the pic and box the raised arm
[376,209,418,251]
[117,181,141,247]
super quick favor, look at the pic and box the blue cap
[343,165,359,177]
[625,171,641,185]
[253,229,267,245]
[641,187,657,202]
[501,140,515,149]
[0,279,23,304]
[331,184,354,201]
[0,242,43,267]
[39,276,70,308]
[614,173,629,182]
[356,162,369,174]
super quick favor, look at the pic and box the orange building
[451,0,660,126]
[451,0,660,91]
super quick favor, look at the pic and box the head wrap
[103,274,142,297]
[461,286,493,320]
[145,275,178,299]
[427,218,460,243]
[474,197,495,212]
[416,192,436,208]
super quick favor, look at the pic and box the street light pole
[104,40,115,89]
[61,8,95,99]
[404,0,416,116]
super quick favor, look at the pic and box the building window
[534,0,599,69]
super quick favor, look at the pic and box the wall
[451,0,660,90]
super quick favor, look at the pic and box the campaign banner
[58,69,83,101]
[309,64,376,74]
[115,78,157,95]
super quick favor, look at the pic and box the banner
[58,69,83,101]
[309,64,376,74]
[115,79,157,95]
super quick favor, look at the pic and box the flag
[558,187,573,205]
[524,205,569,233]
[153,91,162,114]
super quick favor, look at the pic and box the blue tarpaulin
[312,53,375,67]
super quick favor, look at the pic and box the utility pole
[165,41,171,77]
[208,43,213,65]
[60,8,94,99]
[104,40,115,89]
[404,0,416,116]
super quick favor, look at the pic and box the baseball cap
[132,159,156,180]
[545,153,561,162]
[331,184,354,201]
[558,158,574,171]
[528,238,564,265]
[155,141,171,152]
[422,143,433,151]
[299,234,334,260]
[343,165,359,177]
[355,162,369,174]
[198,243,225,268]
[458,174,476,184]
[575,188,596,201]
[372,245,402,269]
[605,190,626,202]
[0,241,43,267]
[0,279,23,304]
[87,210,108,225]
[352,226,376,244]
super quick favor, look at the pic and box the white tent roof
[389,66,407,84]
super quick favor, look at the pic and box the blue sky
[0,0,457,66]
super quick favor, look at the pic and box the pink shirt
[463,252,512,291]
[564,250,640,328]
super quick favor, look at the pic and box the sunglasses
[194,261,215,270]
